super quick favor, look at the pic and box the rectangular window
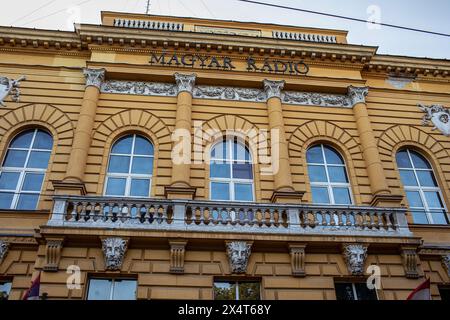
[0,281,12,300]
[213,281,260,300]
[439,286,450,301]
[334,282,377,300]
[87,278,137,300]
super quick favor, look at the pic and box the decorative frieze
[43,238,64,272]
[101,237,128,271]
[174,73,196,94]
[83,68,106,89]
[0,240,9,264]
[347,86,369,106]
[419,104,450,136]
[342,243,368,275]
[401,246,420,279]
[101,80,177,96]
[289,244,306,277]
[226,241,252,274]
[100,79,362,108]
[169,240,187,274]
[0,75,26,106]
[442,254,450,277]
[263,79,285,99]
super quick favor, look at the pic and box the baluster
[269,209,276,227]
[337,210,344,226]
[105,203,114,223]
[361,211,368,229]
[321,210,328,226]
[68,202,77,222]
[376,211,383,229]
[345,211,352,226]
[143,205,150,224]
[79,201,87,221]
[369,211,375,229]
[312,210,319,227]
[226,207,233,225]
[330,210,336,226]
[385,211,393,230]
[198,207,205,225]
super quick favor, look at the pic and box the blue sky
[1,0,449,59]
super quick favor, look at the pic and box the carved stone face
[226,241,252,274]
[102,237,127,270]
[343,244,367,275]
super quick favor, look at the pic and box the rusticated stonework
[226,241,252,274]
[101,237,128,271]
[342,243,368,275]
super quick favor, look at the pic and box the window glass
[0,172,20,190]
[335,282,377,301]
[306,145,324,163]
[332,187,352,205]
[308,165,327,183]
[105,178,126,196]
[234,184,253,201]
[130,179,150,197]
[0,282,12,300]
[211,182,230,200]
[311,187,330,204]
[214,281,260,300]
[111,279,137,300]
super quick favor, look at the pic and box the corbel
[289,243,306,277]
[169,240,188,274]
[43,237,65,272]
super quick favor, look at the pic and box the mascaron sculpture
[226,241,252,274]
[342,244,368,275]
[102,237,128,270]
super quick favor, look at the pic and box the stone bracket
[169,240,188,274]
[401,245,421,279]
[43,237,64,272]
[289,243,306,277]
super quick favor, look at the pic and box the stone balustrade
[48,196,412,236]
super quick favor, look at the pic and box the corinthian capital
[83,68,106,89]
[174,73,196,94]
[347,86,369,106]
[263,79,285,99]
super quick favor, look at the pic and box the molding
[83,68,106,89]
[347,86,369,106]
[0,75,26,107]
[174,73,196,94]
[270,191,304,204]
[289,243,306,277]
[401,245,420,279]
[43,238,64,272]
[101,80,177,96]
[164,186,196,200]
[0,240,9,264]
[342,243,368,276]
[101,237,128,271]
[51,180,87,196]
[263,79,285,99]
[370,194,404,207]
[419,104,450,136]
[194,85,266,102]
[226,241,252,274]
[169,240,187,274]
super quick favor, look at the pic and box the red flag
[407,278,431,300]
[22,273,41,300]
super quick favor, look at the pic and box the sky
[0,0,449,59]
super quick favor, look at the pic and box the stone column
[264,79,303,203]
[349,86,402,207]
[54,68,105,195]
[165,73,197,200]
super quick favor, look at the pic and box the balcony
[46,196,413,237]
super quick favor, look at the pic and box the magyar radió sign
[149,52,309,75]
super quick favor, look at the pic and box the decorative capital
[0,75,26,107]
[263,79,285,99]
[418,104,450,136]
[101,237,128,271]
[0,240,9,263]
[174,73,196,94]
[347,86,369,106]
[401,246,420,279]
[441,254,450,277]
[83,68,106,89]
[342,243,368,275]
[226,241,252,274]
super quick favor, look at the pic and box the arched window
[0,129,53,210]
[396,149,448,224]
[306,144,352,205]
[104,134,154,197]
[210,138,254,201]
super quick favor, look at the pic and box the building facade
[0,11,450,300]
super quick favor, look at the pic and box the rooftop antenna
[146,0,151,14]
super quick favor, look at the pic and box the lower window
[213,281,260,300]
[0,281,12,300]
[438,286,450,301]
[87,278,137,300]
[335,282,378,300]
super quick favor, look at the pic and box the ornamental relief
[419,104,450,136]
[100,80,352,107]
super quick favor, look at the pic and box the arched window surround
[305,143,354,205]
[395,147,449,225]
[208,137,255,202]
[0,128,53,210]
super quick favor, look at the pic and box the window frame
[306,144,354,205]
[104,134,154,198]
[213,280,261,301]
[86,277,137,300]
[209,138,255,202]
[396,149,448,225]
[0,129,52,210]
[334,281,379,301]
